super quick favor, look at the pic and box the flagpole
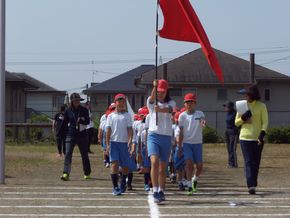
[0,0,6,184]
[155,0,159,125]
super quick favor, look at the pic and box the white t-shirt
[86,111,95,129]
[99,114,107,131]
[137,122,146,144]
[178,110,205,144]
[106,111,132,143]
[147,97,176,136]
[133,120,141,143]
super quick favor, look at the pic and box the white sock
[192,175,199,182]
[153,187,158,193]
[158,187,164,192]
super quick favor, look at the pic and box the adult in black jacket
[61,93,92,181]
[52,105,67,157]
[223,101,239,168]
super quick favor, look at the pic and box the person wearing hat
[60,93,92,181]
[98,103,116,168]
[147,79,176,203]
[106,93,133,196]
[178,93,206,195]
[223,101,239,168]
[173,111,186,191]
[235,84,268,195]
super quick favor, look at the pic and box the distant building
[83,65,154,117]
[5,71,66,122]
[137,48,290,132]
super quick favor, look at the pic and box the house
[5,71,36,123]
[83,65,155,117]
[136,48,290,133]
[6,72,66,122]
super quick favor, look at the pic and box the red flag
[159,0,224,83]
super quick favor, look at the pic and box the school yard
[1,143,290,218]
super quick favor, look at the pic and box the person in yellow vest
[235,84,268,195]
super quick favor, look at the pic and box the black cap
[70,93,85,102]
[223,101,234,109]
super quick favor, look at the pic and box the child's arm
[105,127,111,155]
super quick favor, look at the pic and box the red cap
[174,111,181,122]
[157,79,168,93]
[184,93,196,102]
[134,114,139,121]
[109,102,116,110]
[141,107,149,116]
[138,108,143,114]
[114,93,126,101]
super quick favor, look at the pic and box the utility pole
[0,0,6,184]
[250,53,255,84]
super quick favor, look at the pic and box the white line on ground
[1,197,290,201]
[1,186,290,190]
[0,214,289,217]
[1,205,290,209]
[148,193,160,218]
[2,191,279,195]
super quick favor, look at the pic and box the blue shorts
[128,155,137,172]
[147,133,171,163]
[101,130,106,151]
[141,144,151,168]
[183,143,203,164]
[110,141,130,168]
[173,146,185,170]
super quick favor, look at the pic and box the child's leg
[111,161,119,188]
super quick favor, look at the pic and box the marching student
[173,111,186,191]
[137,107,151,192]
[178,93,206,195]
[147,79,176,203]
[106,93,133,196]
[98,103,116,168]
[235,84,268,195]
[60,93,91,181]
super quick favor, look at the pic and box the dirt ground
[0,143,290,217]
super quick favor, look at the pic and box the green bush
[267,126,290,144]
[203,125,219,143]
[30,114,51,142]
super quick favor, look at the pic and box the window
[170,88,182,96]
[141,95,144,107]
[217,88,227,101]
[132,95,136,111]
[107,95,112,106]
[265,89,270,101]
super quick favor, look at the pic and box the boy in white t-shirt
[178,93,206,195]
[106,94,133,196]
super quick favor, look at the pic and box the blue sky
[6,0,290,91]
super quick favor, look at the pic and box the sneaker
[158,191,165,202]
[144,184,150,192]
[248,187,256,195]
[153,192,160,203]
[60,173,69,181]
[120,183,127,193]
[84,175,91,180]
[187,187,193,196]
[127,185,133,191]
[178,182,185,191]
[112,187,122,196]
[192,180,198,192]
[105,162,110,168]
